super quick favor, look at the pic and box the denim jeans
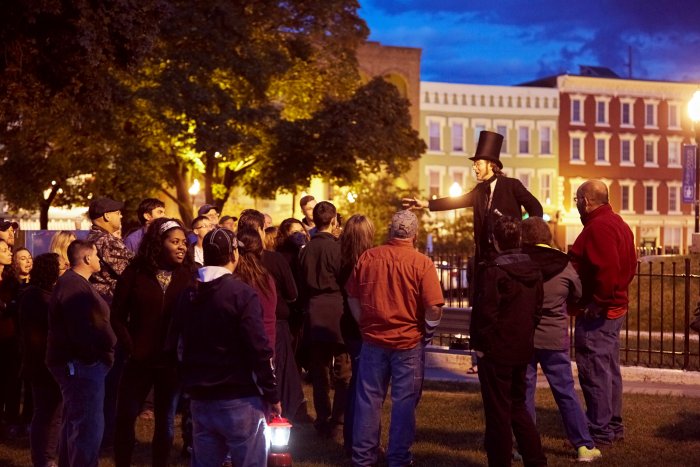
[309,341,351,430]
[352,341,425,467]
[30,379,62,467]
[190,396,268,467]
[50,360,110,467]
[343,338,362,453]
[478,357,547,467]
[525,349,593,449]
[114,360,179,467]
[575,314,624,443]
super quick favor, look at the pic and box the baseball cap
[0,220,19,232]
[203,227,238,266]
[390,210,418,239]
[198,204,218,217]
[88,198,124,220]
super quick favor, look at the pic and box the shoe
[577,446,602,462]
[466,366,478,375]
[512,449,522,462]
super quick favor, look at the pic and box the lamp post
[449,181,463,234]
[689,91,700,234]
[188,179,200,217]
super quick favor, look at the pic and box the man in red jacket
[570,179,637,447]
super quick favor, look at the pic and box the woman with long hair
[18,253,62,467]
[12,248,33,284]
[234,228,277,351]
[49,231,76,276]
[112,218,196,467]
[339,214,375,455]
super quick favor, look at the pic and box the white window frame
[667,136,683,168]
[537,122,555,156]
[667,181,682,214]
[425,165,446,199]
[619,98,635,128]
[472,118,490,154]
[643,135,660,167]
[619,134,635,167]
[570,95,585,125]
[619,179,636,214]
[494,121,512,156]
[595,96,610,126]
[425,116,446,154]
[644,99,659,129]
[448,167,467,190]
[667,101,681,130]
[594,132,611,166]
[538,169,555,206]
[515,120,534,157]
[448,117,467,155]
[515,168,535,191]
[569,130,586,165]
[643,181,660,214]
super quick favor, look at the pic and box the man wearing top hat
[406,130,543,266]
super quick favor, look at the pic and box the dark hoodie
[523,245,582,350]
[471,250,543,366]
[171,267,278,404]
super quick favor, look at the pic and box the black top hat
[469,131,504,169]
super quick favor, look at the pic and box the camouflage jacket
[86,224,134,304]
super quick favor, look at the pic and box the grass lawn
[2,380,700,466]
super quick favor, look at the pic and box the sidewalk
[424,347,700,398]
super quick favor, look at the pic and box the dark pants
[114,360,179,467]
[102,344,126,450]
[343,338,362,452]
[478,357,547,467]
[50,360,110,467]
[30,379,62,467]
[0,336,22,424]
[309,341,351,430]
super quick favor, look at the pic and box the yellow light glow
[689,90,700,122]
[188,179,200,196]
[449,182,463,198]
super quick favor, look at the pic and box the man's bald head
[578,180,609,207]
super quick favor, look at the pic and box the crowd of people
[0,131,638,467]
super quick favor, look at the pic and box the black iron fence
[429,252,700,371]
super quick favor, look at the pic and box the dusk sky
[359,0,700,86]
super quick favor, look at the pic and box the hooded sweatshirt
[523,245,582,350]
[173,266,278,403]
[471,250,543,366]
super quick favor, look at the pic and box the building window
[428,170,441,199]
[496,125,508,154]
[596,99,608,125]
[515,169,534,190]
[451,122,463,152]
[518,126,530,154]
[644,140,657,166]
[664,227,681,254]
[669,184,680,213]
[428,121,441,151]
[571,134,584,163]
[644,184,658,213]
[595,137,608,163]
[668,140,681,167]
[668,103,680,129]
[620,101,633,126]
[645,102,657,128]
[571,97,583,124]
[540,172,552,205]
[621,185,631,212]
[452,170,464,186]
[539,127,551,154]
[474,124,486,151]
[620,139,633,165]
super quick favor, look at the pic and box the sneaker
[577,446,602,462]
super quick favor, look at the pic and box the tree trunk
[165,158,195,226]
[39,184,60,230]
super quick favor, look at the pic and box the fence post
[684,258,691,370]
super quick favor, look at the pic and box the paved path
[424,351,700,398]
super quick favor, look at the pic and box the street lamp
[188,179,200,216]
[449,182,463,241]
[688,90,700,233]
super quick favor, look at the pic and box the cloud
[361,0,700,84]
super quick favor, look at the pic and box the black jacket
[46,269,117,367]
[18,285,53,382]
[171,271,278,404]
[428,176,542,262]
[471,250,543,365]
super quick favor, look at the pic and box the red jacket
[569,204,637,319]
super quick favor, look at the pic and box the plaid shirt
[86,224,134,304]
